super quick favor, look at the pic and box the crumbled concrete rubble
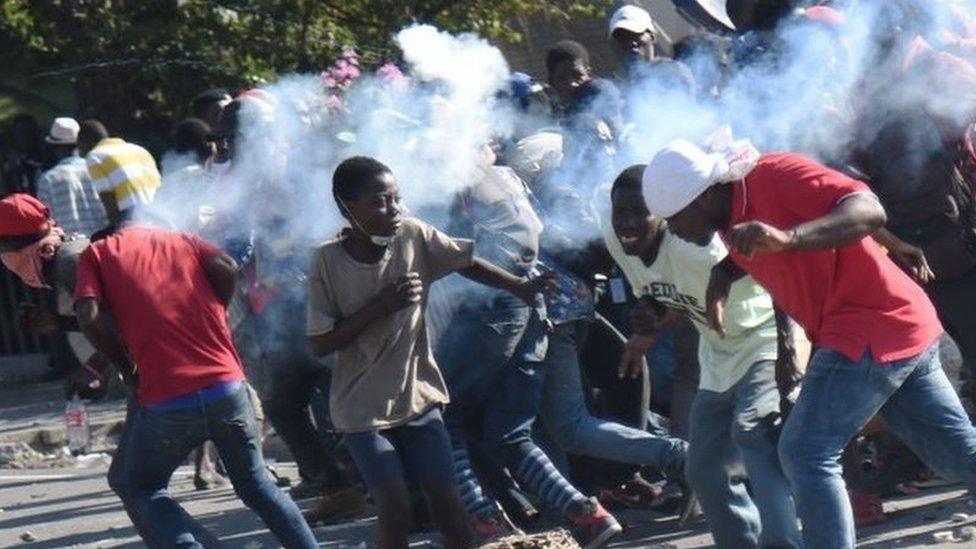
[0,442,55,469]
[0,442,110,469]
[479,529,581,549]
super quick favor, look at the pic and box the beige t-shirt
[307,217,474,433]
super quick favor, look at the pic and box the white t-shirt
[605,225,778,393]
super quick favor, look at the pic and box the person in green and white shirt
[606,165,801,548]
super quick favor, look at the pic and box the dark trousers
[438,294,548,515]
[927,267,976,379]
[255,299,349,490]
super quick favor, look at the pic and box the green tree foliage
[0,0,609,151]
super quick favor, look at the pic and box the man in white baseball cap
[35,117,107,238]
[608,4,659,68]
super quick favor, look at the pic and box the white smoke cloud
[149,1,976,254]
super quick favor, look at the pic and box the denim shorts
[343,406,455,490]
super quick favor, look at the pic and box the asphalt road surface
[2,463,975,548]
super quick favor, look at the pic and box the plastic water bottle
[65,395,90,456]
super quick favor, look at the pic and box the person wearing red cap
[0,193,224,547]
[72,215,318,547]
[0,193,101,385]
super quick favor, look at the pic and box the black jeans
[255,299,349,490]
[926,267,976,380]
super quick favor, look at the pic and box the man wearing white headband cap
[642,136,976,549]
[607,165,801,548]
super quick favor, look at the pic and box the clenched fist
[380,272,424,314]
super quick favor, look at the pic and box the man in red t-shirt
[74,224,317,548]
[641,139,976,549]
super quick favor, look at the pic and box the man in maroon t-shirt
[74,224,317,548]
[641,139,976,549]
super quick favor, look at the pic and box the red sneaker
[850,490,886,526]
[470,507,522,542]
[567,497,623,549]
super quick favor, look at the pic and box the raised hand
[379,272,424,313]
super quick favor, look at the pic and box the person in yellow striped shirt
[78,120,160,226]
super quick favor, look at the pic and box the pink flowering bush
[322,48,408,111]
[322,48,362,110]
[376,62,407,88]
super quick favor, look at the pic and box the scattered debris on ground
[479,529,580,549]
[0,442,112,469]
[0,443,59,469]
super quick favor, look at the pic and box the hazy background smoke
[149,1,976,252]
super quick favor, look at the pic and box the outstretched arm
[873,227,935,283]
[459,258,552,305]
[727,193,887,258]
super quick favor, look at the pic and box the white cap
[692,0,737,31]
[45,117,80,145]
[608,5,655,38]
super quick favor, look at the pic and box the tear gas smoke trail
[149,1,976,253]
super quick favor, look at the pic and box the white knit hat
[642,129,759,218]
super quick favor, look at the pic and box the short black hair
[546,40,590,76]
[674,31,732,64]
[212,99,241,138]
[172,118,212,160]
[611,164,647,200]
[333,156,393,203]
[78,119,108,142]
[192,88,230,116]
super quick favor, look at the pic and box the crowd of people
[3,1,976,548]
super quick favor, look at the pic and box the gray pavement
[3,382,976,547]
[1,464,975,548]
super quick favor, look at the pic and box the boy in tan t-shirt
[307,156,547,549]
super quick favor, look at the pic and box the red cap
[0,194,51,237]
[803,6,845,27]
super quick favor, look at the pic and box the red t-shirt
[74,226,243,405]
[726,153,943,362]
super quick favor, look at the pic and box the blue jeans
[123,386,318,548]
[539,321,687,478]
[440,294,588,516]
[439,294,547,516]
[108,400,222,548]
[685,360,800,549]
[779,342,976,548]
[344,406,455,490]
[439,293,546,415]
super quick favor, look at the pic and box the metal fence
[0,267,48,355]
